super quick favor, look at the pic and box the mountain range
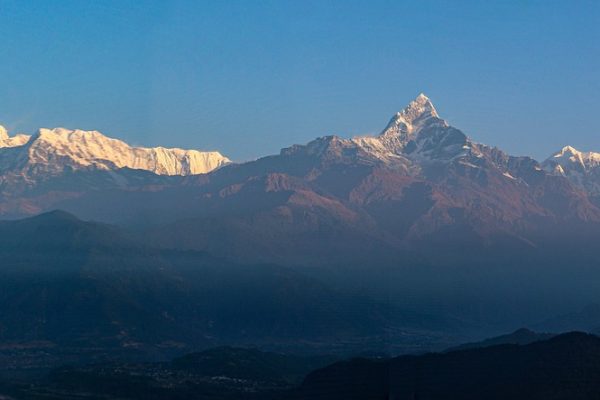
[2,94,598,266]
[0,125,231,176]
[2,94,600,350]
[2,95,600,389]
[3,95,599,195]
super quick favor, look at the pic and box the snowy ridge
[544,146,600,174]
[283,94,501,173]
[3,95,599,198]
[543,145,600,195]
[283,94,600,196]
[0,126,31,148]
[0,125,230,176]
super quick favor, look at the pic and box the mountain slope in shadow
[0,211,460,371]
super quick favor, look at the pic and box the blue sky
[0,0,598,161]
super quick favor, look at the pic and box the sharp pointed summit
[382,93,442,135]
[375,93,448,153]
[405,93,438,119]
[396,93,439,122]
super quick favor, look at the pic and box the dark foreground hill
[294,332,600,400]
[6,333,600,400]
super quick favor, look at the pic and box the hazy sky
[0,0,598,161]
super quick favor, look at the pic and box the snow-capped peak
[0,126,32,148]
[555,145,583,158]
[317,94,468,168]
[375,93,450,155]
[385,93,439,130]
[541,145,600,196]
[0,125,231,176]
[541,145,600,194]
[380,93,444,138]
[399,93,439,121]
[548,145,600,170]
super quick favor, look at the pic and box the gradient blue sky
[0,0,598,161]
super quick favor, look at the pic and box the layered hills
[1,96,600,388]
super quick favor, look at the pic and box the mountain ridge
[1,94,600,266]
[543,145,600,199]
[0,125,231,176]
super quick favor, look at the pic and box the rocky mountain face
[1,95,600,266]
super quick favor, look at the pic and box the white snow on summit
[543,145,600,195]
[0,125,31,148]
[375,93,445,153]
[0,126,230,176]
[283,93,480,172]
[545,146,600,173]
[350,93,472,165]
